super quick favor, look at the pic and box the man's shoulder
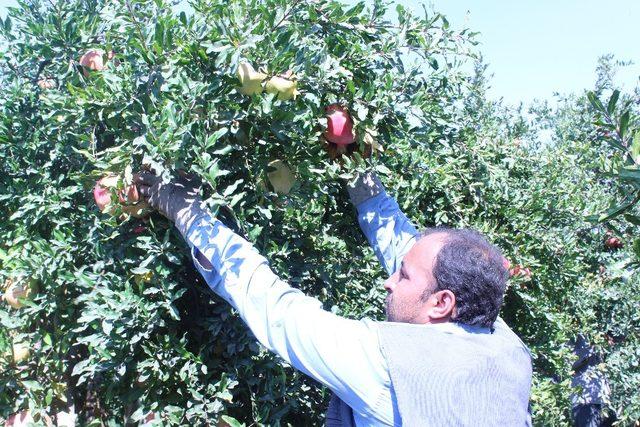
[373,318,531,358]
[492,317,532,356]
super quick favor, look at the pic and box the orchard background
[1,0,639,425]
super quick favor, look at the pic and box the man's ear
[427,289,456,321]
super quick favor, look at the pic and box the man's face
[383,233,448,323]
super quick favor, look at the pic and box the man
[571,335,614,427]
[135,166,532,426]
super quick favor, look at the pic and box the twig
[125,0,147,48]
[4,60,27,79]
[33,59,52,84]
[273,0,303,31]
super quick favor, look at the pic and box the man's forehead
[405,232,448,268]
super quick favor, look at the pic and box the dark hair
[420,227,508,328]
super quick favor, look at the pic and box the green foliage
[586,87,640,260]
[0,0,638,425]
[527,72,640,424]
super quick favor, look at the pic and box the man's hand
[323,129,380,206]
[324,140,372,162]
[134,171,205,236]
[346,171,385,206]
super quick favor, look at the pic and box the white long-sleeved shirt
[184,191,417,425]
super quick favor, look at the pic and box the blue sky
[426,0,640,104]
[2,0,638,105]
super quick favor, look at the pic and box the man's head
[383,227,508,328]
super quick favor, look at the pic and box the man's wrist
[175,200,207,238]
[346,172,385,206]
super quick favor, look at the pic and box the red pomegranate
[324,104,355,145]
[93,175,148,218]
[93,175,118,212]
[509,264,532,278]
[604,236,623,250]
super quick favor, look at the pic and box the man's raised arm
[347,172,419,275]
[135,172,395,425]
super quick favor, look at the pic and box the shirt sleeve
[182,212,393,423]
[355,190,419,276]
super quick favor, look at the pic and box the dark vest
[326,393,356,427]
[325,319,532,426]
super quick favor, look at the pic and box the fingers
[138,185,151,198]
[177,169,202,185]
[134,172,160,187]
[324,140,372,161]
[324,141,339,160]
[134,172,160,202]
[176,169,190,179]
[362,142,372,159]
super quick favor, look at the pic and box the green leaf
[21,380,43,391]
[205,127,229,150]
[355,104,368,121]
[154,21,165,54]
[441,15,450,29]
[212,145,234,155]
[603,135,628,153]
[168,304,180,320]
[619,110,630,139]
[607,89,620,114]
[131,267,151,275]
[633,238,640,258]
[345,2,366,17]
[587,91,605,112]
[220,416,245,427]
[623,213,640,226]
[596,193,640,222]
[618,166,640,184]
[631,131,640,163]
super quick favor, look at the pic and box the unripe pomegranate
[12,342,30,364]
[237,62,267,96]
[324,104,355,145]
[79,49,115,77]
[265,76,299,100]
[267,160,295,195]
[3,277,38,309]
[5,411,34,427]
[37,78,56,90]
